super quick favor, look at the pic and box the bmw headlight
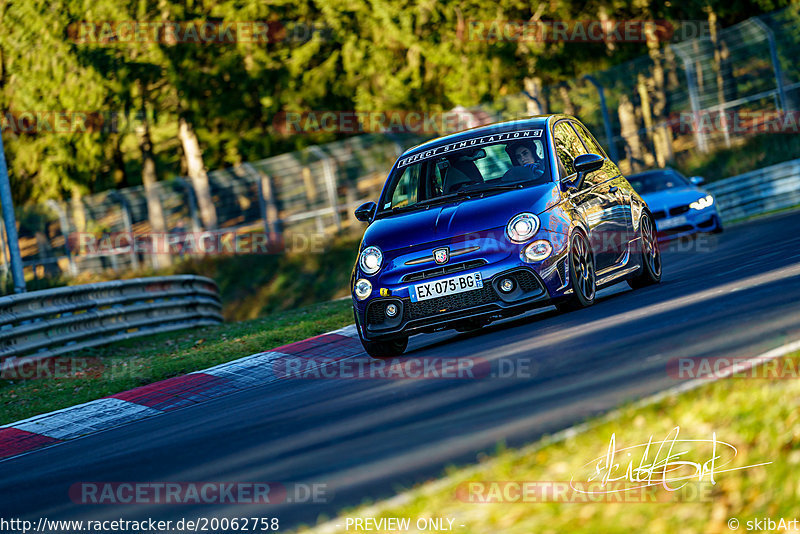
[354,278,372,300]
[506,213,540,243]
[359,246,383,275]
[690,194,714,210]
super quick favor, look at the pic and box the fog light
[354,278,372,300]
[499,278,515,293]
[523,240,553,262]
[385,303,398,317]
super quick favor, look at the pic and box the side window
[553,121,587,179]
[390,165,420,208]
[571,121,607,159]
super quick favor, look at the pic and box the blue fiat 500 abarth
[351,115,662,357]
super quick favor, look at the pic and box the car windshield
[379,129,551,213]
[627,170,690,195]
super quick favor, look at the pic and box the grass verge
[0,299,354,426]
[302,351,800,534]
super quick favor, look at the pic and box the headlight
[522,240,552,262]
[354,278,372,300]
[506,213,540,243]
[690,195,714,210]
[359,246,383,275]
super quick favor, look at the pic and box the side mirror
[565,153,604,190]
[690,176,705,186]
[354,201,377,222]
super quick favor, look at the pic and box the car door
[552,120,624,270]
[569,120,632,265]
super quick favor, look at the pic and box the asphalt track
[3,211,800,530]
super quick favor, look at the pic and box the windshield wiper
[384,192,469,213]
[382,184,522,214]
[461,183,525,194]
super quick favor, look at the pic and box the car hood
[640,187,707,212]
[364,183,561,251]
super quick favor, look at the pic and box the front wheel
[628,213,662,289]
[554,232,596,312]
[354,308,409,358]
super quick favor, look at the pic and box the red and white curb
[0,324,363,461]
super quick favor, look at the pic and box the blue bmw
[351,115,662,357]
[626,168,723,240]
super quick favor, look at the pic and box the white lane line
[307,337,800,534]
[493,262,800,358]
[1,324,366,442]
[3,398,163,440]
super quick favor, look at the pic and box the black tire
[628,212,662,289]
[554,231,596,312]
[353,308,408,358]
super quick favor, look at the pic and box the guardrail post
[0,132,25,293]
[246,163,281,238]
[309,146,341,232]
[109,192,140,271]
[46,199,78,276]
[752,17,789,112]
[671,44,709,154]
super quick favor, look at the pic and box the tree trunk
[645,24,674,166]
[708,10,732,147]
[558,84,576,116]
[178,116,217,230]
[137,85,169,268]
[618,94,645,172]
[523,77,546,115]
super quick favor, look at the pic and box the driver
[505,140,546,180]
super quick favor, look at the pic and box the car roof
[627,168,682,179]
[399,114,574,158]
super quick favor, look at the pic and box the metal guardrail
[706,158,800,221]
[0,275,223,367]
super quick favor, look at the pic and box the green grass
[6,229,363,322]
[0,299,354,426]
[300,351,800,533]
[676,132,800,183]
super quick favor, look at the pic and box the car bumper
[654,208,722,241]
[353,230,572,341]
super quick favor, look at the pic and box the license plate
[657,215,688,230]
[409,272,483,302]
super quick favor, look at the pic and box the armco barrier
[0,275,223,367]
[706,158,800,221]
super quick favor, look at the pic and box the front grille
[402,259,488,282]
[406,284,498,320]
[514,270,541,292]
[669,205,690,216]
[659,225,694,236]
[652,210,667,220]
[367,303,386,325]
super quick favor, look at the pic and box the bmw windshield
[628,170,690,195]
[379,129,552,214]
